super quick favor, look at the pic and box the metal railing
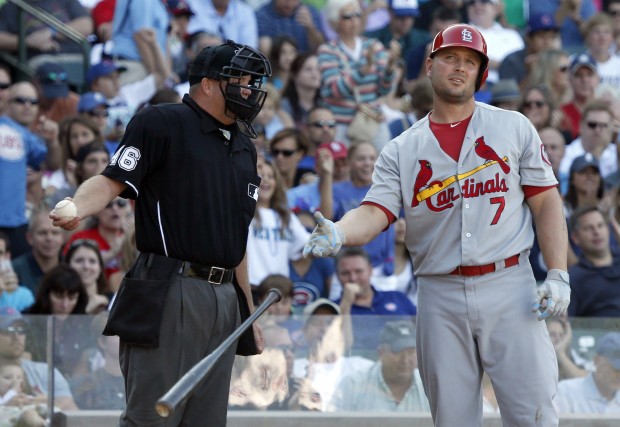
[0,0,91,91]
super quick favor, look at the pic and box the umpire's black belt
[143,253,234,285]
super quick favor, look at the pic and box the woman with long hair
[43,116,105,198]
[25,264,93,378]
[317,0,399,145]
[246,160,309,300]
[280,53,321,131]
[523,49,572,105]
[269,35,299,92]
[519,85,570,137]
[64,239,110,314]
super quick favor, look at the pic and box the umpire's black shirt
[102,94,260,267]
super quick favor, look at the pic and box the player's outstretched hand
[532,269,571,321]
[302,211,345,258]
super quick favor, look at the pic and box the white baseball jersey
[364,102,557,276]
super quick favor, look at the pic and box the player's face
[27,213,64,260]
[426,47,480,104]
[349,142,377,186]
[0,365,23,394]
[307,109,336,144]
[69,246,102,287]
[337,255,373,289]
[571,210,609,256]
[49,290,79,317]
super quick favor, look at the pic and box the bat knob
[268,288,282,302]
[155,402,172,418]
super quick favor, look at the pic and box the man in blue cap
[499,13,560,85]
[34,62,79,123]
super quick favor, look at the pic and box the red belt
[450,254,520,276]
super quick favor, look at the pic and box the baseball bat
[155,288,282,418]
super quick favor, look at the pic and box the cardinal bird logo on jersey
[474,136,510,174]
[412,160,433,207]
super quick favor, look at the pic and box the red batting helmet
[430,24,489,91]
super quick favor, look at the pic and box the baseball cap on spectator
[168,0,195,17]
[569,153,600,175]
[389,0,420,17]
[490,79,521,104]
[87,61,127,85]
[527,13,558,34]
[317,141,348,161]
[78,92,109,113]
[380,320,416,352]
[0,306,27,330]
[569,53,597,76]
[595,332,620,370]
[36,62,69,99]
[302,298,341,317]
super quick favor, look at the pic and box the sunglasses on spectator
[271,148,297,157]
[310,120,337,129]
[586,121,609,130]
[558,65,569,73]
[106,199,129,209]
[69,239,100,251]
[523,100,546,108]
[10,96,39,106]
[608,10,620,16]
[88,110,109,118]
[0,326,26,336]
[0,82,10,90]
[42,71,68,83]
[341,11,362,20]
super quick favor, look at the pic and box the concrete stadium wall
[60,411,620,427]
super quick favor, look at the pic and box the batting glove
[302,211,345,258]
[532,269,571,321]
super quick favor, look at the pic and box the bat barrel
[155,288,282,417]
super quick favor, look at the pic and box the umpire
[51,40,272,426]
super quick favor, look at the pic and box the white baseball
[54,200,77,219]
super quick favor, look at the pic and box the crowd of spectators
[1,0,620,419]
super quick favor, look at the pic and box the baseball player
[304,24,570,427]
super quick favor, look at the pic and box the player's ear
[200,78,211,96]
[425,57,433,77]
